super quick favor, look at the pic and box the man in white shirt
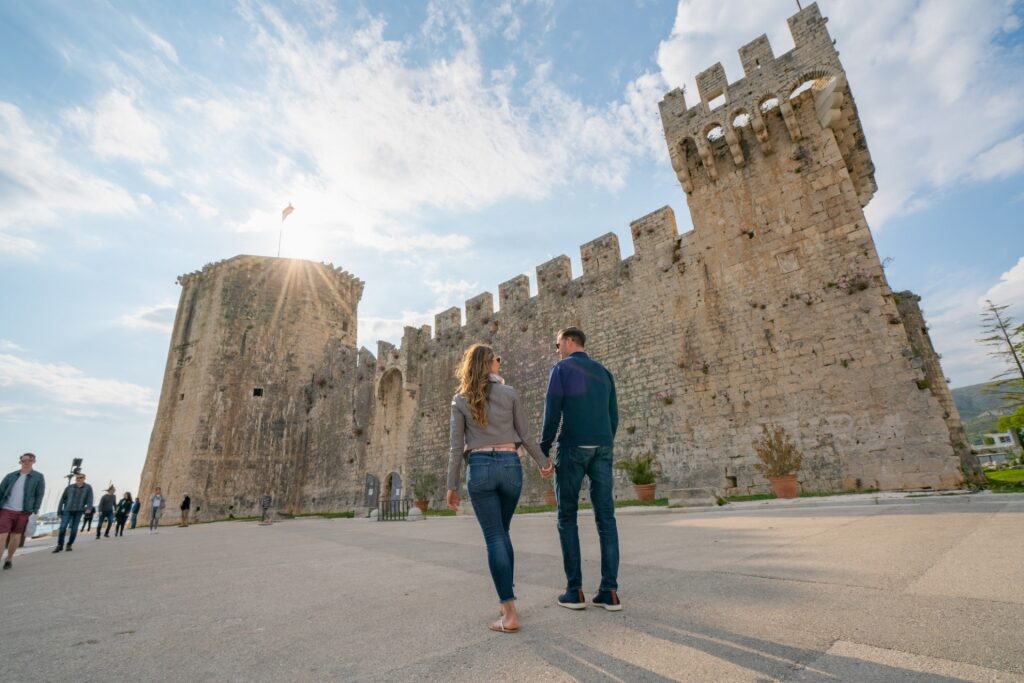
[0,453,46,570]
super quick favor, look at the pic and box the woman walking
[446,344,553,633]
[114,492,133,537]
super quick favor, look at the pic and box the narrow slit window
[253,387,264,397]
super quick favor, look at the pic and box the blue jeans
[58,510,83,548]
[96,511,114,537]
[555,445,619,592]
[467,450,523,603]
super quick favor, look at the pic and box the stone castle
[139,3,977,521]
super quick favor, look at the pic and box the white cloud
[0,340,20,351]
[182,191,219,219]
[359,309,436,349]
[0,232,41,258]
[119,302,177,333]
[0,102,137,248]
[64,90,168,163]
[132,17,179,64]
[655,0,1024,227]
[425,278,479,304]
[175,2,661,253]
[176,97,244,132]
[0,352,156,411]
[972,133,1024,181]
[143,168,173,187]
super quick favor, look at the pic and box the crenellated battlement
[659,2,876,206]
[396,206,685,350]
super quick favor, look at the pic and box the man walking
[0,453,45,571]
[54,472,93,553]
[179,493,191,527]
[259,491,273,525]
[540,327,622,611]
[96,486,116,538]
[130,496,141,529]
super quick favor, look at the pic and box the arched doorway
[383,471,403,502]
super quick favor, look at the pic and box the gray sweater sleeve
[447,398,467,491]
[512,393,551,471]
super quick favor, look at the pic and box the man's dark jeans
[58,510,83,548]
[467,450,523,603]
[555,445,619,593]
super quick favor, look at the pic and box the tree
[977,300,1024,408]
[997,406,1024,433]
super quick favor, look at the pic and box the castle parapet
[630,207,678,257]
[536,256,572,296]
[581,233,621,277]
[434,307,461,337]
[465,292,494,325]
[499,275,530,311]
[657,2,875,205]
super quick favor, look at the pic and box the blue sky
[1,0,1022,506]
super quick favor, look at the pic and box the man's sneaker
[52,546,63,553]
[558,589,586,610]
[66,546,73,551]
[592,590,623,611]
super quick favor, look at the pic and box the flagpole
[277,226,283,258]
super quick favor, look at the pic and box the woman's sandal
[489,616,519,633]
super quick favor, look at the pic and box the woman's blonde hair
[456,343,495,427]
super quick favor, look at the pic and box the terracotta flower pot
[768,474,798,499]
[634,483,657,501]
[543,489,556,506]
[414,500,429,513]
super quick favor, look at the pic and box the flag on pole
[281,202,295,222]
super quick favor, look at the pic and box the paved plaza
[3,494,1022,682]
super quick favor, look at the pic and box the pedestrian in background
[95,486,116,539]
[114,492,133,537]
[179,493,191,527]
[0,453,45,570]
[54,472,93,553]
[149,487,165,533]
[80,504,94,532]
[259,491,273,524]
[130,496,141,529]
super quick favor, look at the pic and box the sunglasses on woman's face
[495,357,502,364]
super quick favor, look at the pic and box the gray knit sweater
[447,379,550,491]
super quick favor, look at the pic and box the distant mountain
[952,382,1018,441]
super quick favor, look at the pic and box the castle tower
[139,256,366,520]
[655,2,972,489]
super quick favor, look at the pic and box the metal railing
[378,498,412,521]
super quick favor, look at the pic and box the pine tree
[977,300,1024,407]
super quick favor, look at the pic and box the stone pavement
[3,494,1022,682]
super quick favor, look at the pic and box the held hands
[540,461,555,480]
[446,489,460,511]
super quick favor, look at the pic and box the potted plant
[615,452,660,501]
[409,471,439,513]
[752,424,803,498]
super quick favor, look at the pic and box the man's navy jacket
[540,351,618,456]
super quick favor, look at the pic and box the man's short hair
[20,453,36,461]
[557,327,586,348]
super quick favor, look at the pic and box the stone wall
[138,256,369,521]
[139,3,971,517]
